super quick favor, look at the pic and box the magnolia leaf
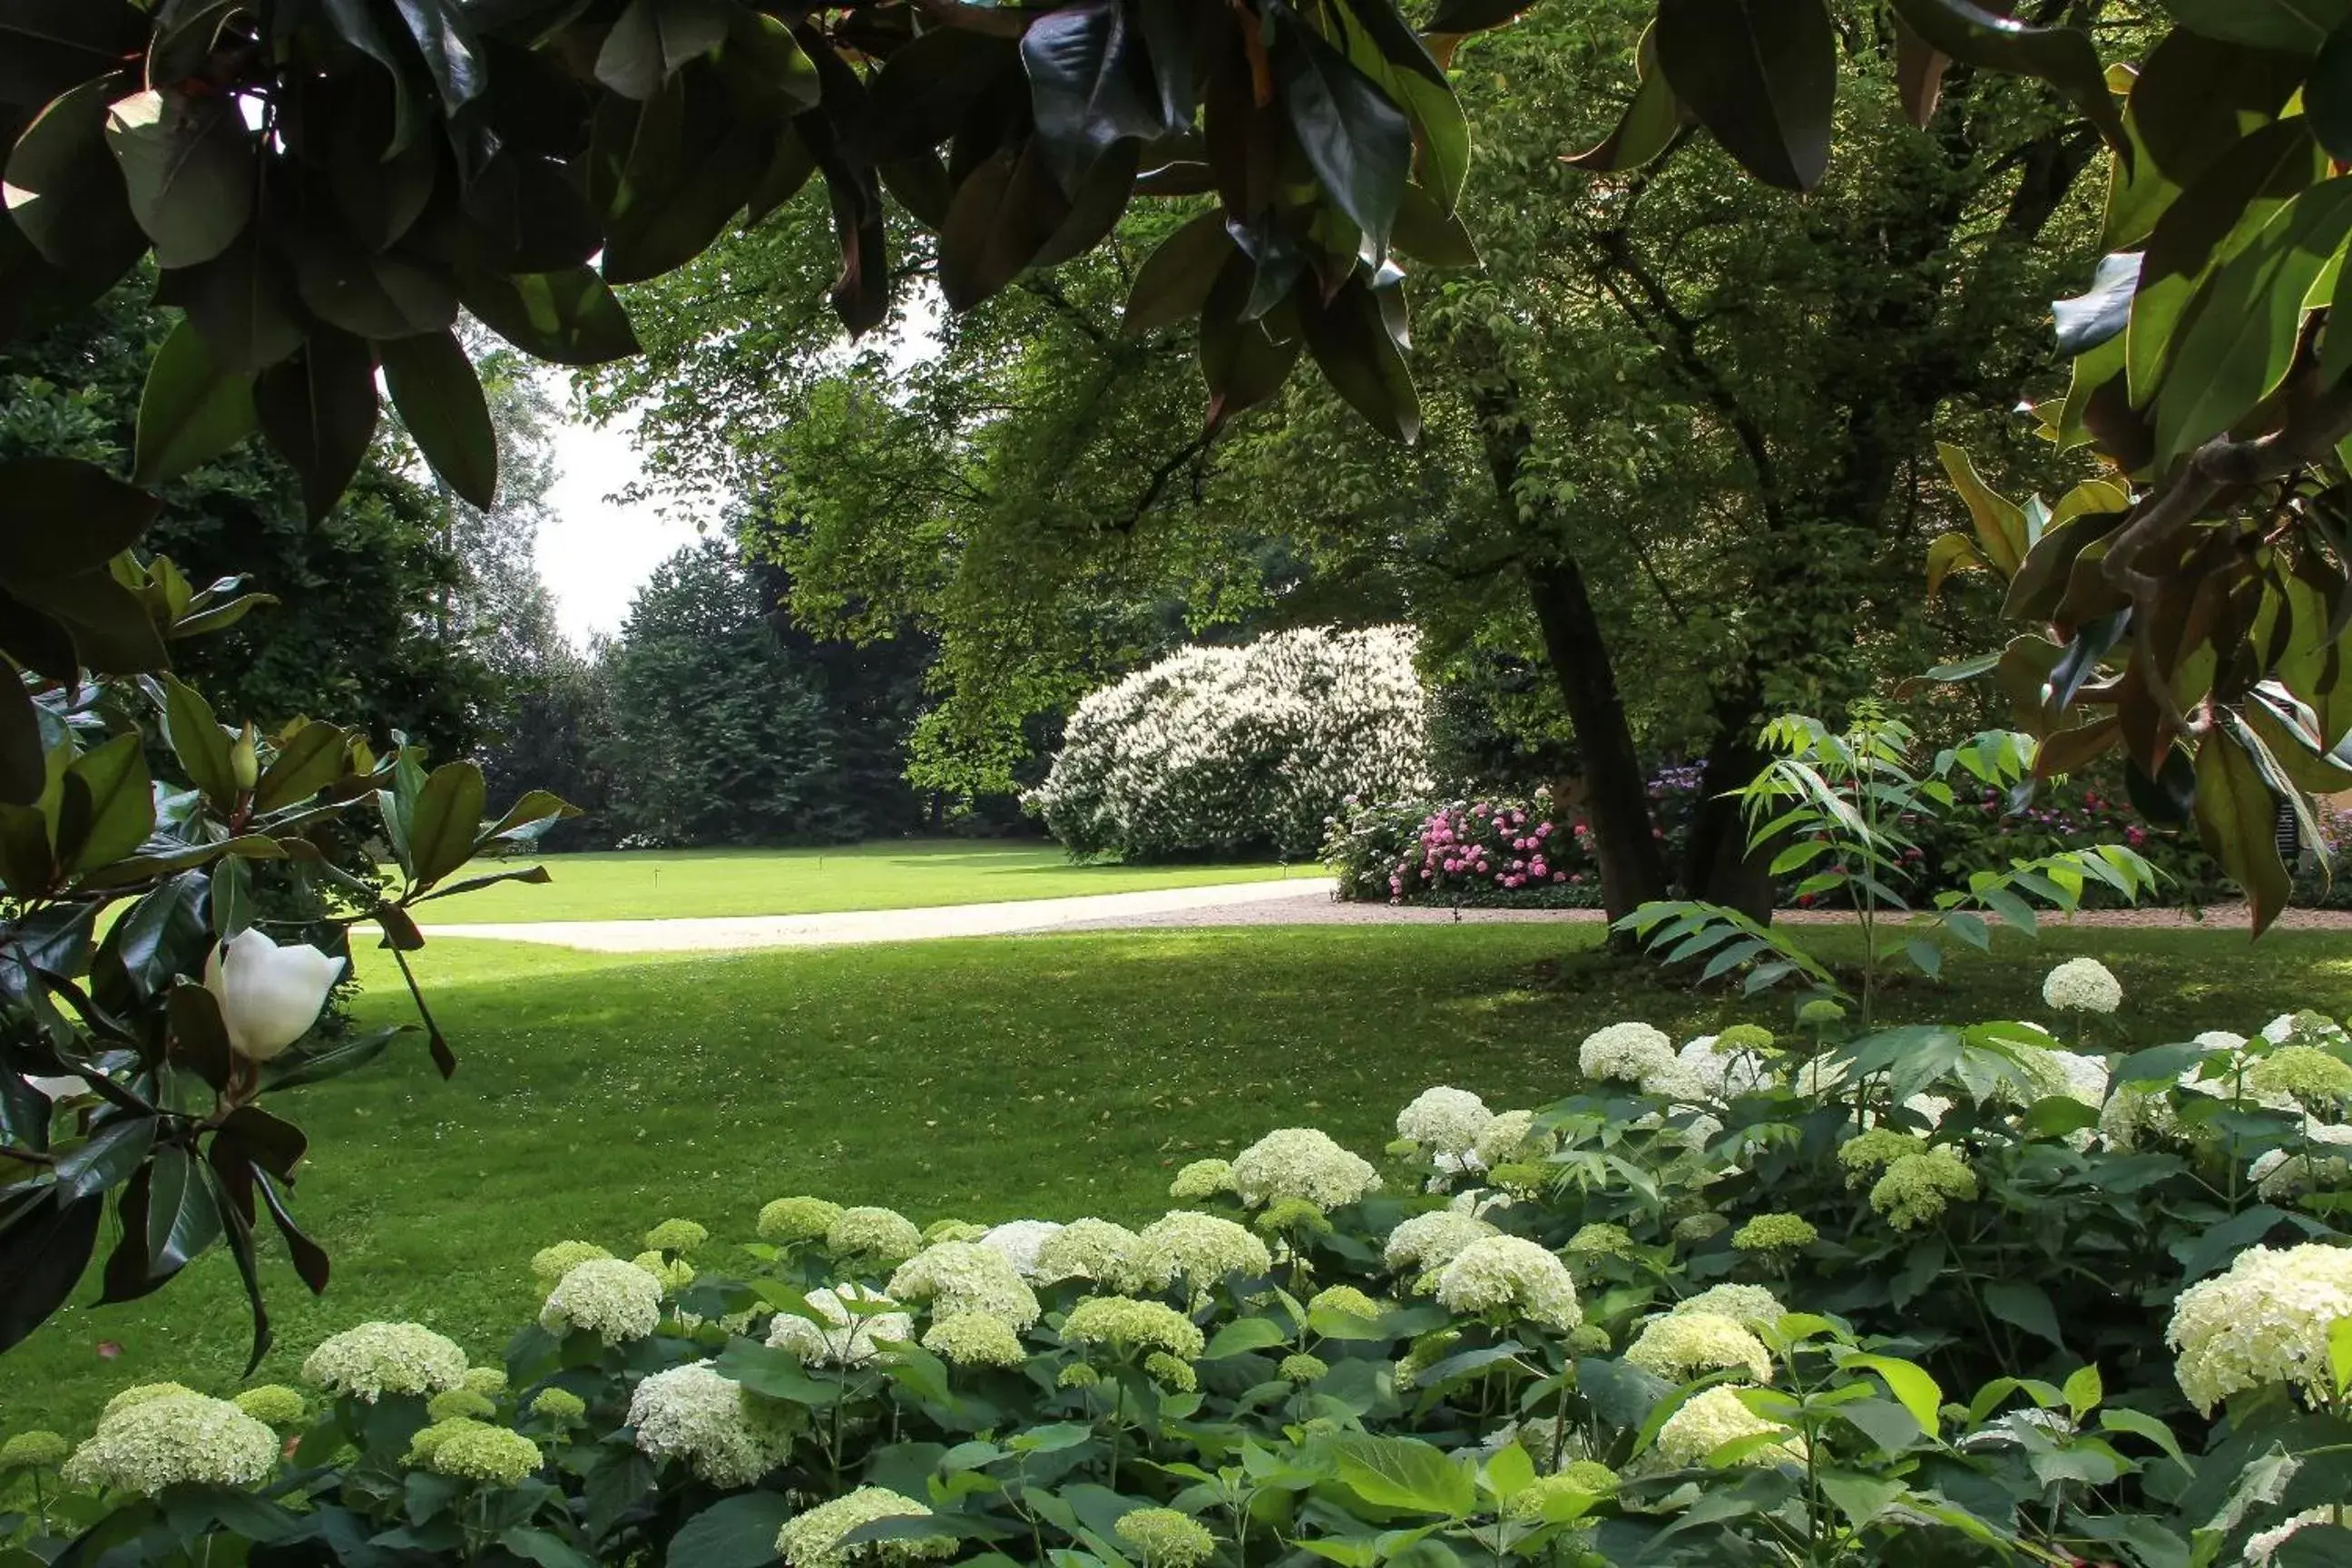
[1654,0,1837,192]
[133,316,256,486]
[104,88,254,269]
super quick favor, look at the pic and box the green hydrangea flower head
[1503,1472,1610,1522]
[1566,1323,1613,1356]
[1253,1197,1332,1237]
[1393,1328,1460,1392]
[1731,1213,1818,1252]
[1838,1129,1927,1188]
[1227,1128,1380,1210]
[631,1250,696,1294]
[1035,1218,1147,1291]
[1,1429,69,1468]
[1434,1237,1580,1333]
[1655,1386,1805,1468]
[1565,1223,1634,1259]
[2167,1241,2352,1413]
[1715,1024,1776,1054]
[1308,1285,1382,1321]
[1279,1353,1328,1385]
[301,1323,469,1402]
[64,1394,279,1495]
[1057,1362,1102,1390]
[923,1312,1027,1368]
[1061,1296,1207,1360]
[775,1486,955,1568]
[1485,1162,1553,1196]
[529,1387,587,1423]
[408,1418,542,1485]
[1626,1311,1775,1384]
[1144,1351,1198,1392]
[1671,1212,1728,1243]
[2247,1045,2352,1109]
[1168,1160,1233,1201]
[529,1240,612,1289]
[1560,1459,1619,1493]
[887,1241,1042,1329]
[103,1382,197,1420]
[1796,998,1846,1026]
[758,1197,844,1244]
[427,1388,496,1422]
[628,1362,797,1487]
[540,1259,664,1345]
[1869,1149,1979,1230]
[1135,1211,1272,1301]
[828,1207,925,1267]
[1672,1284,1787,1331]
[462,1367,509,1399]
[642,1218,709,1255]
[922,1220,990,1245]
[1473,1110,1555,1172]
[1114,1508,1217,1568]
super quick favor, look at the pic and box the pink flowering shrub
[1325,792,1606,907]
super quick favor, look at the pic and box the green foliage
[15,981,2352,1565]
[1619,711,2161,1018]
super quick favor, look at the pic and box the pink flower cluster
[1385,800,1586,900]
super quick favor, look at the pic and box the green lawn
[408,842,1306,923]
[6,921,2349,1435]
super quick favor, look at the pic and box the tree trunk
[1522,558,1670,923]
[1681,715,1776,919]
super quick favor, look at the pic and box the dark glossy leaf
[284,221,458,339]
[1300,272,1419,441]
[389,0,486,110]
[146,1142,223,1278]
[2053,251,2140,357]
[1424,0,1540,34]
[602,125,766,286]
[175,232,309,375]
[716,9,820,116]
[2132,29,2309,184]
[220,1104,308,1182]
[256,1168,330,1293]
[104,88,254,269]
[4,73,147,279]
[167,979,234,1091]
[936,142,1069,310]
[252,720,349,813]
[132,314,255,485]
[1888,0,2125,152]
[42,566,169,674]
[1022,0,1161,191]
[252,327,380,523]
[746,127,818,224]
[0,680,41,807]
[1655,0,1836,192]
[379,328,497,508]
[665,1494,800,1568]
[57,1114,158,1200]
[1030,137,1139,268]
[63,731,152,871]
[1276,17,1411,250]
[206,1163,272,1372]
[409,863,550,905]
[1390,181,1477,266]
[2160,0,2352,53]
[481,786,581,841]
[407,759,488,886]
[159,671,240,804]
[0,1191,102,1352]
[0,0,146,110]
[262,1024,405,1093]
[2316,24,2352,162]
[0,457,160,576]
[93,869,210,1005]
[597,0,730,100]
[2195,726,2292,933]
[1894,16,1946,128]
[1200,252,1302,430]
[1565,24,1680,174]
[1122,211,1234,335]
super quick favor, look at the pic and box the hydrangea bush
[1030,626,1434,860]
[8,967,2352,1566]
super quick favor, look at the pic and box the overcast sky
[536,388,701,647]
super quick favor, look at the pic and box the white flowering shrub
[16,985,2352,1568]
[1029,625,1435,859]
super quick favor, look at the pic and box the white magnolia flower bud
[204,929,345,1063]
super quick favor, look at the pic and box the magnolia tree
[1031,624,1432,858]
[3,0,2352,922]
[0,548,573,1365]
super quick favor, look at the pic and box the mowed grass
[412,842,1307,922]
[7,921,2351,1434]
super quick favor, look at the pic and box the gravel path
[412,877,2352,953]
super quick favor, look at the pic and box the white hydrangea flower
[1655,1386,1805,1468]
[1383,1209,1497,1275]
[62,1394,279,1494]
[1134,1211,1272,1299]
[1671,1284,1786,1332]
[887,1241,1042,1329]
[2249,1122,2352,1200]
[1671,1036,1773,1100]
[2200,1030,2250,1053]
[301,1322,469,1402]
[1448,1188,1516,1218]
[1432,1236,1581,1333]
[1789,1057,1847,1097]
[2043,957,2122,1014]
[978,1220,1064,1279]
[1903,1093,1952,1127]
[540,1258,665,1346]
[775,1485,955,1568]
[1626,1312,1774,1385]
[2030,1048,2111,1106]
[1034,1218,1147,1291]
[627,1361,795,1487]
[2263,1012,2352,1051]
[1227,1128,1381,1210]
[2247,1507,2335,1565]
[766,1284,910,1367]
[1471,1110,1553,1171]
[1579,1023,1676,1087]
[1396,1087,1494,1156]
[2167,1242,2352,1413]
